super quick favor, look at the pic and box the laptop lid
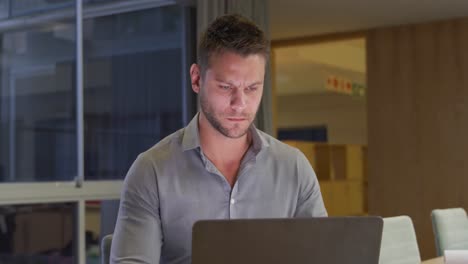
[192,217,383,264]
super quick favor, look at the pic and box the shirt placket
[199,148,257,219]
[199,150,232,218]
[230,150,257,219]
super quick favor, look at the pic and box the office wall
[367,17,468,259]
[277,93,367,145]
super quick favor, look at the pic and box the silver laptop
[192,217,383,264]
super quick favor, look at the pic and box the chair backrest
[431,208,468,256]
[379,215,421,264]
[101,234,113,264]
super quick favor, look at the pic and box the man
[111,14,327,264]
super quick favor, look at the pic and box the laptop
[192,217,383,264]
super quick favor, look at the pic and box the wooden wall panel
[367,17,468,259]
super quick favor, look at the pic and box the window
[0,203,77,264]
[0,1,196,263]
[0,10,76,183]
[83,5,188,180]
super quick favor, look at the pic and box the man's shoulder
[256,129,300,158]
[138,127,185,163]
[123,128,186,190]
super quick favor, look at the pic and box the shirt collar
[181,112,270,152]
[248,123,269,153]
[181,113,201,151]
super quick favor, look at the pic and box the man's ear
[190,64,201,94]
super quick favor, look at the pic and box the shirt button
[230,198,236,205]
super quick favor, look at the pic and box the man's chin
[222,127,250,139]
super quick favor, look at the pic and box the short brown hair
[197,14,270,75]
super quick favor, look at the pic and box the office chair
[379,215,421,264]
[101,234,113,264]
[431,208,468,256]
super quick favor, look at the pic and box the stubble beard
[199,93,255,139]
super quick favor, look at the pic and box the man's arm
[111,155,162,264]
[294,150,328,217]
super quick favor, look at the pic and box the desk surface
[421,257,443,264]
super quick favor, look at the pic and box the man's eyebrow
[215,78,263,86]
[248,81,263,86]
[214,77,232,84]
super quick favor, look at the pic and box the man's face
[191,52,265,139]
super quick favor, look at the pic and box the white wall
[277,93,367,145]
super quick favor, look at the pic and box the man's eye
[247,86,258,91]
[220,85,230,90]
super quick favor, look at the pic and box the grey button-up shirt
[111,114,327,264]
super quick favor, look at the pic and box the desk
[421,256,443,264]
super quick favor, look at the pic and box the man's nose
[230,88,247,111]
